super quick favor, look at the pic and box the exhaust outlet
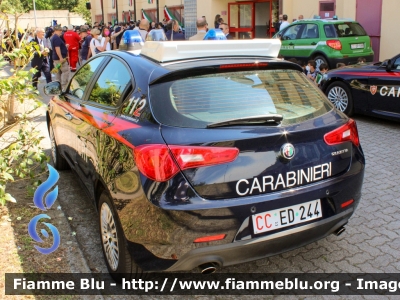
[334,226,346,236]
[199,263,218,274]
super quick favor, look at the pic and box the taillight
[134,144,239,182]
[324,119,360,147]
[169,146,239,169]
[326,39,342,50]
[134,145,180,182]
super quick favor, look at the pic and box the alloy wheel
[315,58,325,69]
[327,86,349,112]
[100,202,119,271]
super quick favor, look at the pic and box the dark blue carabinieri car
[44,38,365,280]
[321,53,400,120]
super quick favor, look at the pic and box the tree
[0,45,48,205]
[19,0,55,10]
[1,0,86,18]
[0,0,48,206]
[53,0,78,12]
[0,0,26,48]
[0,0,26,13]
[72,0,91,24]
[1,0,32,125]
[0,0,26,49]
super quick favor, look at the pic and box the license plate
[252,200,322,234]
[351,43,364,49]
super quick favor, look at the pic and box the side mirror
[386,59,393,71]
[44,81,62,96]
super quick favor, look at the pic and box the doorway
[228,1,273,39]
[356,0,382,61]
[319,0,336,19]
[255,2,270,38]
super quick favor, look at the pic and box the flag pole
[116,0,119,24]
[100,0,104,25]
[33,0,37,28]
[156,0,159,22]
[134,0,137,21]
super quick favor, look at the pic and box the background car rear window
[88,58,131,107]
[150,69,332,128]
[68,57,105,99]
[324,24,336,38]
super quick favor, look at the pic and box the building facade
[90,0,185,27]
[89,0,399,61]
[3,10,84,30]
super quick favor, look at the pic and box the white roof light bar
[139,39,282,63]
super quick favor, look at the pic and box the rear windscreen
[149,69,332,128]
[334,22,367,37]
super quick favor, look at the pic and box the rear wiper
[207,114,283,128]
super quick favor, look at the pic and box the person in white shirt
[138,19,150,41]
[279,14,290,31]
[88,28,110,58]
[27,31,35,43]
[147,28,167,41]
[100,27,111,51]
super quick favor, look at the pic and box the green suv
[273,19,374,68]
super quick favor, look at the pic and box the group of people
[33,12,361,91]
[189,16,233,40]
[286,58,329,86]
[102,18,186,42]
[274,14,304,32]
[29,14,238,90]
[28,18,188,90]
[286,56,366,87]
[30,25,72,90]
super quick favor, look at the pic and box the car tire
[314,55,328,69]
[326,81,354,116]
[49,124,69,170]
[98,191,142,281]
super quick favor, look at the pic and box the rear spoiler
[149,60,303,85]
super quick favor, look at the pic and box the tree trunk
[14,14,19,49]
[7,93,15,124]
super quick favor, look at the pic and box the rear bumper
[166,209,352,271]
[114,142,364,272]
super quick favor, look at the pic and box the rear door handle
[289,43,294,46]
[65,113,72,121]
[311,42,317,45]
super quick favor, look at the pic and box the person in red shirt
[63,24,81,72]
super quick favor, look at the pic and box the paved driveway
[52,114,400,276]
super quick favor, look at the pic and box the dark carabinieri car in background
[321,53,400,120]
[44,38,365,280]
